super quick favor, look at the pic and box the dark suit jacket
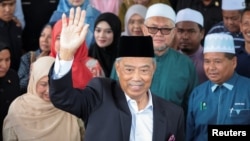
[49,69,185,141]
[21,0,59,52]
[0,69,21,141]
[0,20,22,71]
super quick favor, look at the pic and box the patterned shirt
[208,21,244,49]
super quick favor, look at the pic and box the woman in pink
[90,0,122,15]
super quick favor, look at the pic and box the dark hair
[197,24,203,31]
[224,53,235,60]
[47,21,56,29]
[41,22,55,34]
[0,40,11,52]
[241,7,250,22]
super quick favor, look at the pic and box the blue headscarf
[49,0,100,48]
[56,0,90,12]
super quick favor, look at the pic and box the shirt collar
[125,90,153,109]
[188,45,204,58]
[210,72,238,93]
[211,83,234,92]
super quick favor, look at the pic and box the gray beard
[154,45,168,51]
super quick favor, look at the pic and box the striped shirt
[208,21,244,49]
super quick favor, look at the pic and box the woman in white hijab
[122,4,147,36]
[3,56,84,141]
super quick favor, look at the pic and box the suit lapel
[114,83,131,141]
[152,96,167,141]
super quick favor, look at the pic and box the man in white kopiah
[208,0,246,49]
[175,8,208,84]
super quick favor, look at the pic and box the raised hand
[59,7,89,60]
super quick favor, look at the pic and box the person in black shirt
[0,41,21,141]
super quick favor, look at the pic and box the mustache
[128,81,144,86]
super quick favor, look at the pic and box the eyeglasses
[145,25,174,35]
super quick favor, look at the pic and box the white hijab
[122,4,147,35]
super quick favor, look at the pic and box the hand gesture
[59,7,89,60]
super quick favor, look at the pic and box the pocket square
[168,134,175,141]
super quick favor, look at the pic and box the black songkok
[118,36,154,58]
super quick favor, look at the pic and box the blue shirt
[14,0,25,29]
[186,73,250,141]
[236,47,250,78]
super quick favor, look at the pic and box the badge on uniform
[200,101,207,110]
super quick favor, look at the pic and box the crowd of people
[1,0,250,141]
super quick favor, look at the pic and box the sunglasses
[145,25,174,35]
